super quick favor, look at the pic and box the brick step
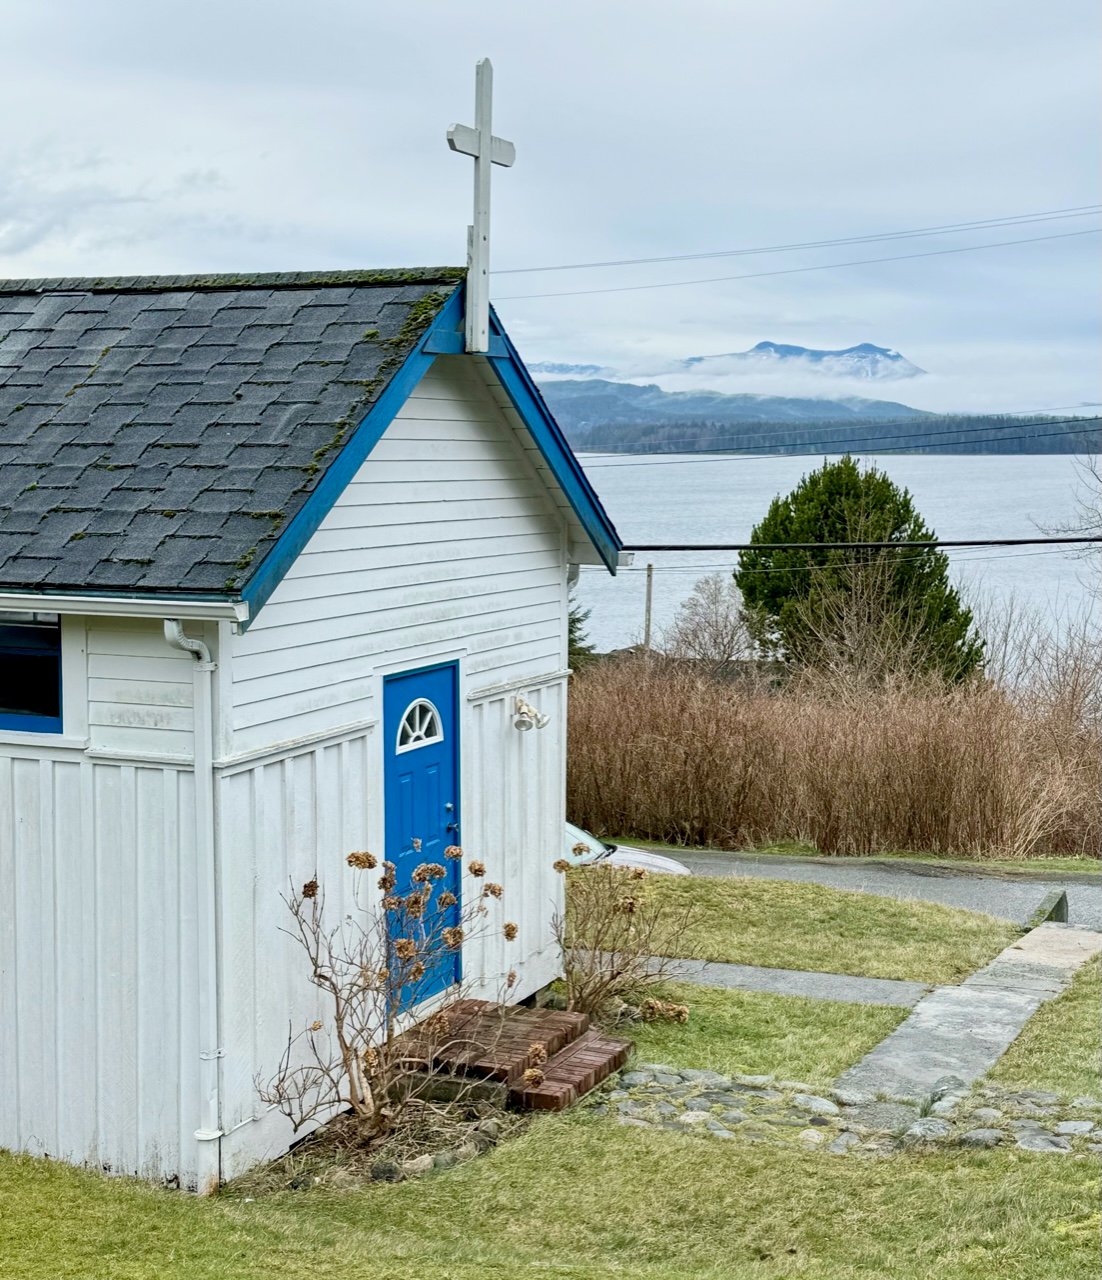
[395,999,591,1086]
[509,1028,633,1112]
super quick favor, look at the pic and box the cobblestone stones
[588,1065,1102,1160]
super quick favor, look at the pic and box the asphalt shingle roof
[0,269,463,596]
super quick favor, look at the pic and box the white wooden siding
[0,749,202,1186]
[229,356,568,753]
[86,618,198,759]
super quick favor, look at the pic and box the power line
[494,205,1102,275]
[495,228,1101,302]
[581,417,1102,467]
[580,546,1083,577]
[578,412,1102,463]
[622,537,1102,552]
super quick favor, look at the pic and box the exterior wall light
[513,695,550,731]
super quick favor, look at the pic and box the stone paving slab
[835,924,1102,1102]
[655,956,927,1008]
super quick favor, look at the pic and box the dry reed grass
[567,632,1101,859]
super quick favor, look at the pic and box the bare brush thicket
[572,587,1101,860]
[258,849,518,1141]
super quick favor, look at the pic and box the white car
[564,822,691,876]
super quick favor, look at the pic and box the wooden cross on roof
[447,59,515,353]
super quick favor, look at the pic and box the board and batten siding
[0,747,203,1185]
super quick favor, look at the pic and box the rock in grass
[844,1101,920,1134]
[1015,1132,1072,1153]
[831,1088,874,1107]
[901,1118,952,1145]
[433,1150,459,1170]
[735,1075,775,1088]
[930,1075,967,1101]
[970,1108,1003,1124]
[930,1097,962,1117]
[958,1128,1005,1149]
[370,1159,403,1183]
[1054,1120,1095,1136]
[679,1069,727,1084]
[620,1071,655,1087]
[401,1154,435,1178]
[827,1131,861,1155]
[793,1094,840,1117]
[798,1128,825,1146]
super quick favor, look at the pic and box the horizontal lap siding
[230,357,568,753]
[86,619,197,759]
[0,752,201,1185]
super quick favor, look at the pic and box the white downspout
[164,619,222,1192]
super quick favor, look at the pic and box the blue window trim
[0,618,63,735]
[238,283,622,627]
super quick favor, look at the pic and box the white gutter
[0,592,248,624]
[163,619,223,1192]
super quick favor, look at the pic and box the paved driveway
[678,852,1102,932]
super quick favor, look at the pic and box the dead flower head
[482,882,503,899]
[444,845,463,860]
[521,1067,545,1086]
[442,926,465,949]
[301,878,319,900]
[468,860,486,877]
[423,1011,451,1038]
[616,896,638,914]
[378,861,397,892]
[412,862,447,883]
[309,1020,323,1032]
[552,859,572,874]
[409,961,426,981]
[382,895,402,911]
[572,842,588,857]
[438,890,458,909]
[503,922,518,941]
[346,851,378,870]
[505,969,518,988]
[361,1046,379,1073]
[394,938,418,960]
[528,1042,548,1066]
[629,867,648,880]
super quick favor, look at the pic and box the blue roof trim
[484,306,621,574]
[239,286,620,626]
[239,288,463,624]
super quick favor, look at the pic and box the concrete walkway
[834,923,1102,1101]
[678,850,1102,931]
[658,956,927,1008]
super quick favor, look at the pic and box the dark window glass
[0,614,62,729]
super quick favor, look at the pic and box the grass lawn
[2,1116,1097,1280]
[627,981,908,1084]
[989,958,1101,1098]
[631,838,1102,878]
[584,872,1018,983]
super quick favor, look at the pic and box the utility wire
[582,418,1102,467]
[494,205,1102,275]
[621,537,1102,551]
[495,228,1101,302]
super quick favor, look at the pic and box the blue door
[383,662,461,1004]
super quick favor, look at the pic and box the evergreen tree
[568,594,597,668]
[735,455,983,681]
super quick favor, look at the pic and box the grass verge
[626,981,908,1084]
[989,957,1101,1098]
[576,872,1018,983]
[2,1116,1097,1280]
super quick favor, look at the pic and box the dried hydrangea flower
[442,926,465,948]
[437,890,458,909]
[378,861,397,892]
[616,896,638,914]
[503,922,518,941]
[468,860,486,877]
[394,938,417,960]
[572,842,588,857]
[301,878,319,899]
[409,961,426,981]
[346,851,378,870]
[309,1020,323,1032]
[552,859,571,874]
[528,1042,548,1066]
[505,969,518,988]
[521,1067,545,1086]
[412,862,447,883]
[411,838,422,852]
[483,882,503,899]
[382,895,402,911]
[444,845,463,860]
[629,867,648,880]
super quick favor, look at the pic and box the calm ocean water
[575,453,1098,652]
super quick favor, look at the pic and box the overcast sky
[1,0,1098,413]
